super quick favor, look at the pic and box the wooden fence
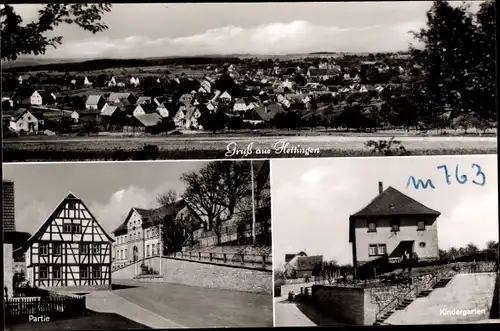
[5,288,86,324]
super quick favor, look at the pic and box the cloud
[438,190,498,250]
[16,200,54,234]
[88,182,175,234]
[43,20,414,58]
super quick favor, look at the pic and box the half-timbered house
[17,192,114,289]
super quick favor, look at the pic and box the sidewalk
[274,297,316,327]
[86,290,185,329]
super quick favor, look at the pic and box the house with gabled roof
[111,201,202,266]
[86,95,105,111]
[284,252,323,278]
[107,93,136,105]
[15,192,113,289]
[174,105,202,129]
[9,109,39,133]
[133,103,159,117]
[233,98,248,112]
[100,104,127,125]
[219,91,232,103]
[245,103,285,123]
[30,90,56,106]
[349,182,441,276]
[124,113,162,133]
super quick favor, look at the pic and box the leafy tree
[365,137,409,156]
[96,74,108,87]
[465,243,479,255]
[154,190,191,255]
[1,4,112,61]
[198,110,227,133]
[409,0,495,126]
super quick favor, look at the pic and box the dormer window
[368,221,377,232]
[391,219,400,232]
[417,219,426,231]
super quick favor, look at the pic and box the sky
[8,1,482,59]
[272,155,498,267]
[2,161,209,235]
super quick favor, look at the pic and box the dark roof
[350,186,441,218]
[295,256,323,271]
[137,103,158,114]
[349,186,440,243]
[16,192,114,253]
[112,200,195,235]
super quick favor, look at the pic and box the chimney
[378,182,383,194]
[3,180,16,232]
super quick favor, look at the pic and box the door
[133,246,138,262]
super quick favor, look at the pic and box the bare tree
[181,164,228,245]
[181,161,262,246]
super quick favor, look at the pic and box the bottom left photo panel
[2,160,273,329]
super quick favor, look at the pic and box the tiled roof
[350,186,441,218]
[112,200,192,234]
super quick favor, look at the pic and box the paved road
[109,279,273,328]
[86,290,183,328]
[274,297,316,327]
[386,273,497,325]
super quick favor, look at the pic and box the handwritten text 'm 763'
[407,163,486,190]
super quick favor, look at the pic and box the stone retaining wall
[113,256,272,294]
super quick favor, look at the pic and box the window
[368,221,377,232]
[369,244,387,256]
[68,202,75,210]
[138,232,141,240]
[124,249,127,259]
[92,266,101,278]
[391,219,400,232]
[146,245,150,257]
[53,266,62,279]
[63,223,81,233]
[417,219,426,231]
[63,223,72,233]
[92,244,100,254]
[80,266,89,279]
[40,243,49,255]
[53,243,62,255]
[419,242,426,248]
[152,244,156,255]
[80,243,89,254]
[133,233,136,241]
[39,266,48,279]
[72,224,82,233]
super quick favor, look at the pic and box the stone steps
[373,276,454,325]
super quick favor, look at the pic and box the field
[3,131,496,162]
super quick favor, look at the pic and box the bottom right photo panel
[272,155,499,327]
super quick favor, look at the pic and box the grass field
[3,133,496,162]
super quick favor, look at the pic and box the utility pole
[159,223,162,276]
[251,160,256,245]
